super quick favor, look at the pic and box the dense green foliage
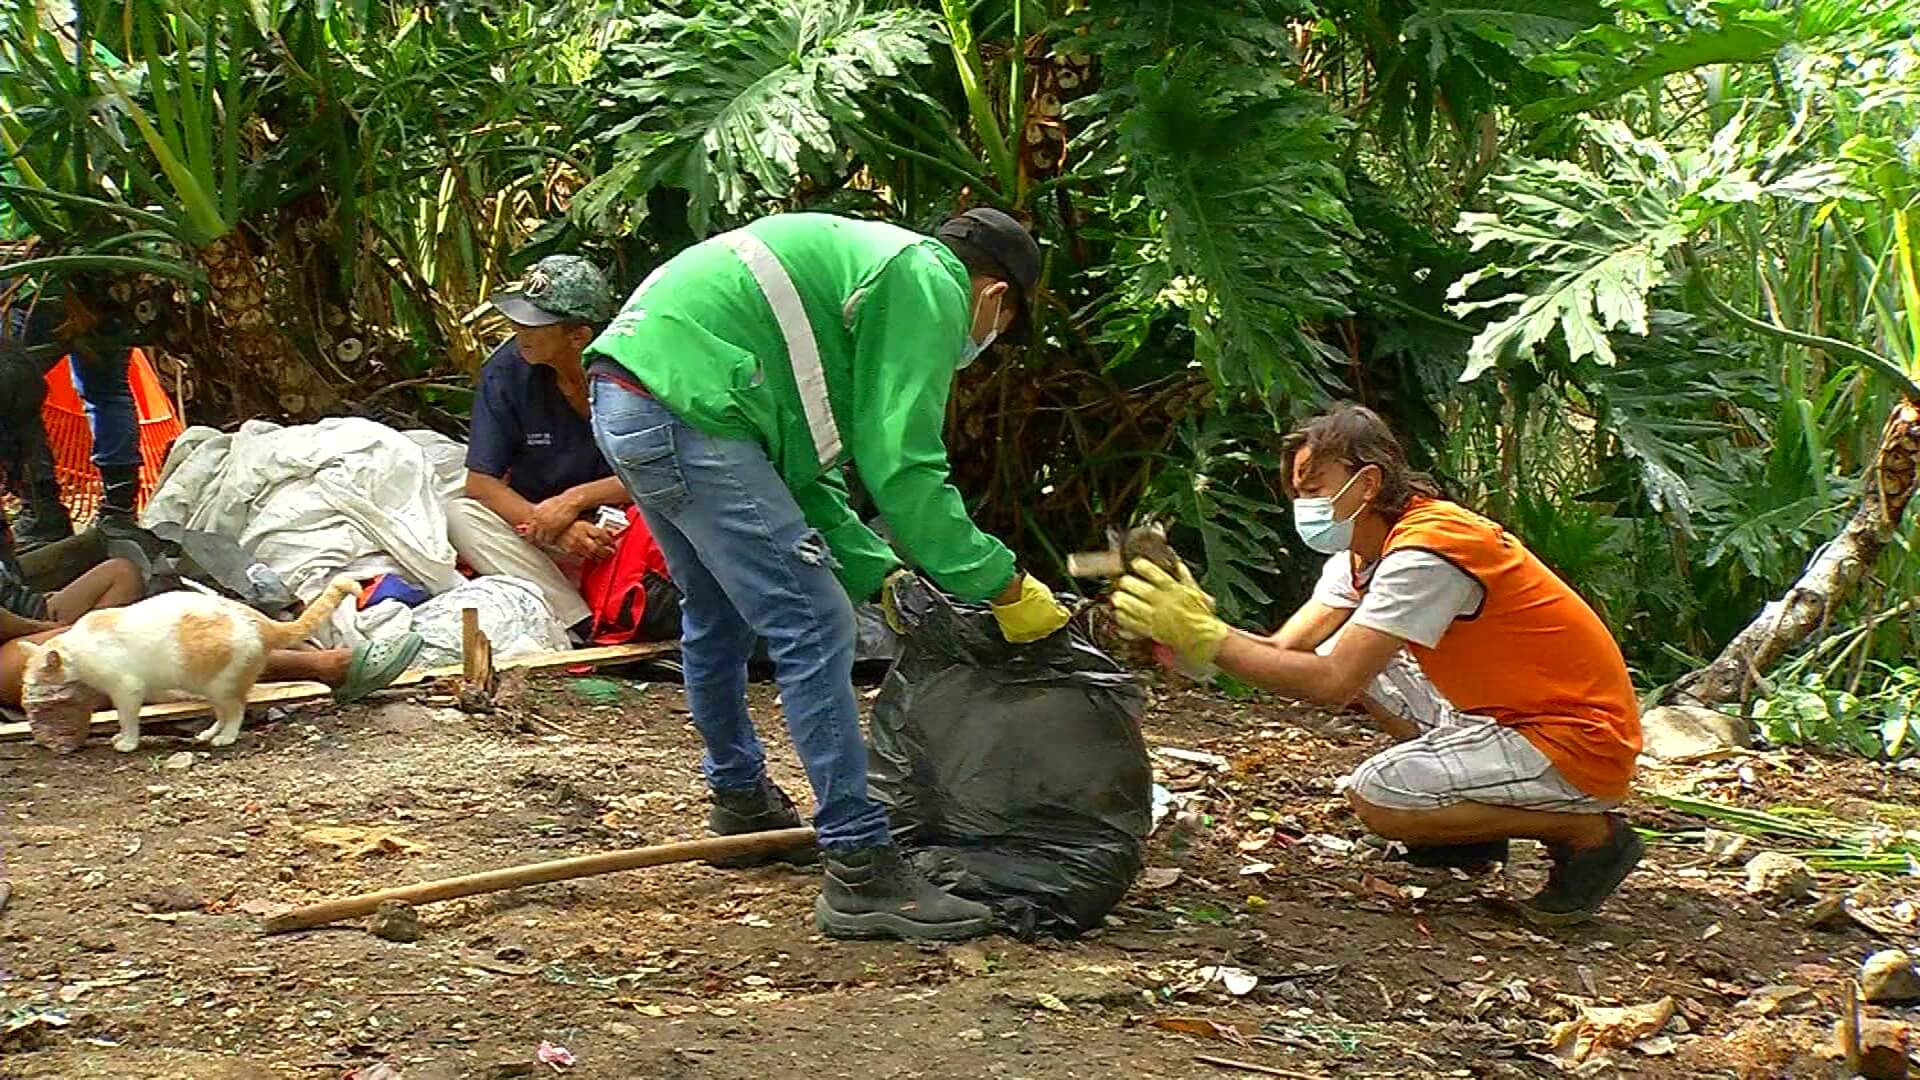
[6,0,1920,756]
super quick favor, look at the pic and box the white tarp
[143,418,467,603]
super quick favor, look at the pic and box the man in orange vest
[1113,403,1642,926]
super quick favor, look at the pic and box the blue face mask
[958,292,1004,370]
[1292,469,1371,554]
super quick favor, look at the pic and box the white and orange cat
[18,576,360,753]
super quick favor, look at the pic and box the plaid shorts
[0,572,48,621]
[1330,643,1613,813]
[1342,714,1613,812]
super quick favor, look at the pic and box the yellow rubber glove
[1111,558,1228,668]
[991,574,1072,643]
[880,568,912,634]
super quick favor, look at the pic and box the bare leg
[1347,792,1613,850]
[262,649,352,687]
[44,558,144,623]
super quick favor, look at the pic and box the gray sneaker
[706,779,817,867]
[814,845,992,941]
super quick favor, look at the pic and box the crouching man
[1114,404,1643,926]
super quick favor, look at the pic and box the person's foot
[814,845,993,941]
[1519,815,1643,927]
[1396,838,1510,872]
[706,779,817,867]
[12,502,74,552]
[331,633,425,704]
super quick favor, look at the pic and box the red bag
[578,507,680,644]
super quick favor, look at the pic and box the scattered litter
[1549,996,1675,1064]
[57,970,154,1003]
[1151,784,1175,832]
[1194,966,1258,997]
[1152,1016,1249,1044]
[163,751,195,771]
[1239,862,1274,877]
[301,825,429,860]
[1034,992,1072,1013]
[536,1040,576,1069]
[1153,746,1230,769]
[1,1007,70,1049]
[1302,834,1354,855]
[1140,867,1184,889]
[1735,984,1815,1017]
[1237,829,1274,852]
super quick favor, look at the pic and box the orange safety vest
[1362,496,1641,800]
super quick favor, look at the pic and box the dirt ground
[4,666,1919,1079]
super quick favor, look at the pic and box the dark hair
[1277,402,1438,517]
[940,236,1012,285]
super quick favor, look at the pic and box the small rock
[133,885,205,914]
[1701,829,1751,866]
[1743,851,1814,902]
[1640,705,1749,762]
[1835,1015,1910,1080]
[1862,950,1920,1004]
[957,1028,986,1042]
[1805,894,1852,930]
[163,751,196,771]
[367,900,422,943]
[948,943,991,977]
[75,932,116,953]
[1734,984,1814,1017]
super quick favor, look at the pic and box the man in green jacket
[586,209,1070,941]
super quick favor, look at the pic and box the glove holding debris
[991,573,1072,644]
[880,567,912,634]
[1111,558,1228,670]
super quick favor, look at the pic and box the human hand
[990,573,1072,644]
[558,520,616,561]
[524,493,583,546]
[1111,558,1227,668]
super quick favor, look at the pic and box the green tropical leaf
[1102,58,1355,403]
[585,0,944,236]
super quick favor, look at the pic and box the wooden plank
[460,608,495,696]
[0,641,677,742]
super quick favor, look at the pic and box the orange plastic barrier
[39,348,184,522]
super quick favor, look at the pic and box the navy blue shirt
[466,340,614,504]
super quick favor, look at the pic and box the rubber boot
[95,464,148,546]
[11,465,73,552]
[814,845,993,941]
[706,778,818,867]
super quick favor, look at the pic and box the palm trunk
[198,234,340,420]
[1665,398,1920,707]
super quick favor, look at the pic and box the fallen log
[262,827,818,934]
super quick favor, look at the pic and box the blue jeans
[6,301,140,471]
[588,375,890,852]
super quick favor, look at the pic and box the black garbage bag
[127,523,299,616]
[867,574,1150,938]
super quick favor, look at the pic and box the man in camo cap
[448,255,634,632]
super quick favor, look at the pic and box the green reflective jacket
[585,213,1015,603]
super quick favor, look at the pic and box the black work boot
[1520,815,1643,927]
[1396,838,1510,872]
[94,464,150,546]
[12,480,73,552]
[815,845,993,941]
[706,779,817,867]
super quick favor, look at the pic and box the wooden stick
[0,641,678,742]
[262,827,817,934]
[460,608,495,696]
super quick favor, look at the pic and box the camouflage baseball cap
[490,255,612,326]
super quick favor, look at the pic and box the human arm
[0,605,58,643]
[522,475,631,546]
[1111,559,1404,706]
[845,250,1016,604]
[790,469,902,601]
[1269,599,1353,652]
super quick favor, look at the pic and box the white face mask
[1292,469,1371,555]
[958,291,1004,370]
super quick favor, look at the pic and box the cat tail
[257,576,362,650]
